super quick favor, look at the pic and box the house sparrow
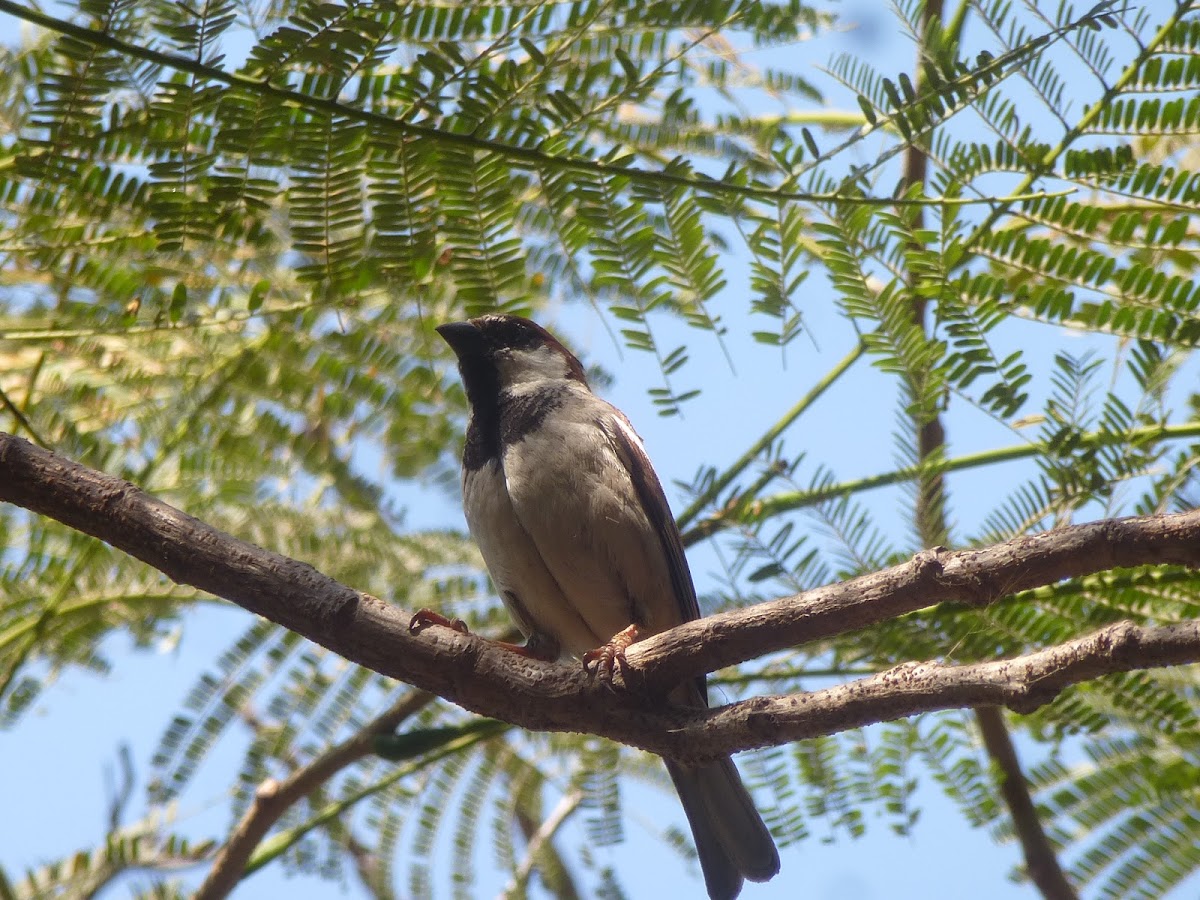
[425,314,780,900]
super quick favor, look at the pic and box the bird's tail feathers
[667,757,780,900]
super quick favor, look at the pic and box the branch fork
[2,432,1199,767]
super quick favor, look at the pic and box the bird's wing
[602,413,709,706]
[599,412,701,625]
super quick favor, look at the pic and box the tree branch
[631,519,1200,693]
[899,0,1074,891]
[194,690,435,900]
[975,707,1078,900]
[680,421,1200,545]
[696,618,1200,742]
[2,432,1200,766]
[506,789,584,899]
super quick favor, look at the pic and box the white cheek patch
[495,346,572,388]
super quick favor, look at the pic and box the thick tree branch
[696,618,1200,740]
[629,517,1200,692]
[2,432,1199,766]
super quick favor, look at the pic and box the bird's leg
[497,631,560,662]
[409,611,560,662]
[409,609,469,635]
[583,624,641,685]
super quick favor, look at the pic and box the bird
[420,313,780,900]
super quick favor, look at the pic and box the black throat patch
[499,386,568,449]
[462,386,567,471]
[462,411,498,472]
[457,350,503,471]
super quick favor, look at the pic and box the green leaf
[373,719,508,761]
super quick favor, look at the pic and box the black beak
[435,320,481,356]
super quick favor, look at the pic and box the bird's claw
[409,609,469,635]
[583,624,641,686]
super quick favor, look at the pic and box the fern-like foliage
[3,0,1200,898]
[680,2,1200,897]
[0,811,214,900]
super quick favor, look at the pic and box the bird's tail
[666,756,780,900]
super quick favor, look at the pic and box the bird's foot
[408,609,469,635]
[409,613,561,663]
[583,624,641,685]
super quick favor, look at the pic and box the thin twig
[0,0,1071,209]
[503,789,584,899]
[976,707,1079,900]
[194,690,435,900]
[681,421,1200,544]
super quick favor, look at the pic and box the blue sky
[5,3,1200,900]
[7,292,1171,900]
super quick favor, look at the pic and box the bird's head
[437,315,589,401]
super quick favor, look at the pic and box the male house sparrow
[428,314,780,899]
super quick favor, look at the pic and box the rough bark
[3,431,1200,767]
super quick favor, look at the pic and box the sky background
[5,3,1200,900]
